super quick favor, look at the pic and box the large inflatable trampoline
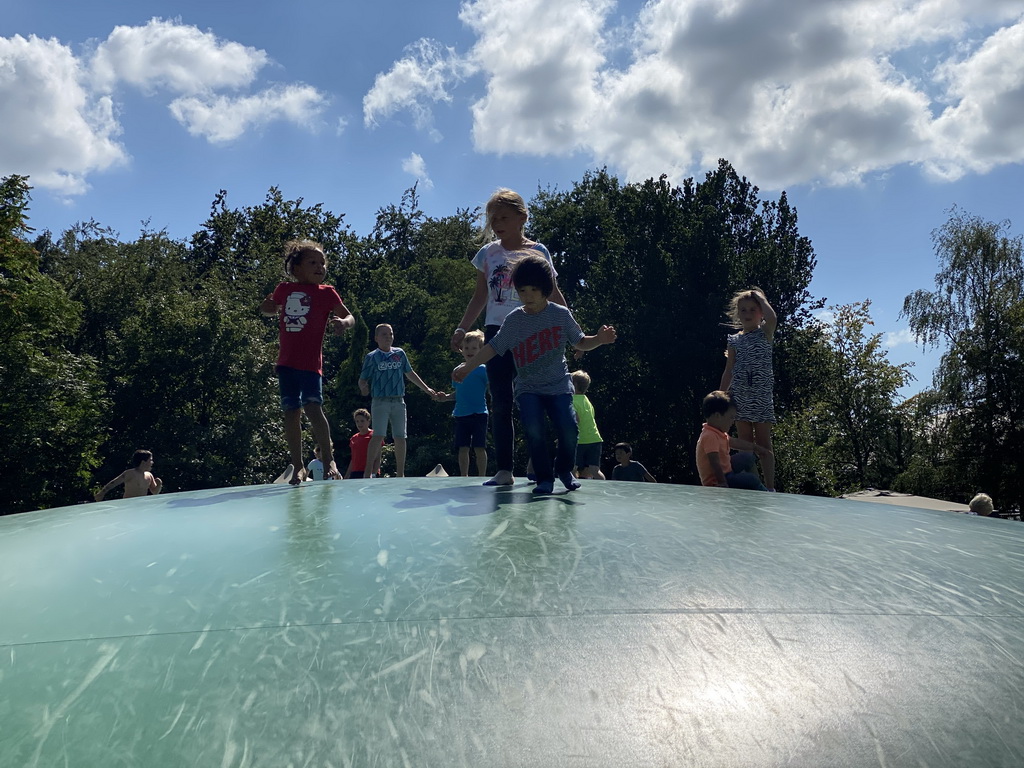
[2,479,1023,766]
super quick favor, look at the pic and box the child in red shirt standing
[260,240,354,483]
[345,408,378,479]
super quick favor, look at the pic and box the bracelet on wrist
[454,327,467,334]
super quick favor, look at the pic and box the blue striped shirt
[361,347,412,397]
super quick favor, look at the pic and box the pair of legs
[735,421,775,490]
[575,441,605,480]
[279,366,339,484]
[455,412,488,477]
[518,392,580,494]
[458,447,488,477]
[484,324,516,485]
[367,397,407,477]
[283,404,339,484]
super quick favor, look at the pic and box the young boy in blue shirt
[434,330,489,476]
[453,254,616,495]
[359,323,437,477]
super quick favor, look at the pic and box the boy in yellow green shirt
[571,370,605,479]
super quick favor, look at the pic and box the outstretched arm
[405,370,437,399]
[329,301,356,336]
[259,294,280,317]
[452,344,497,382]
[95,472,126,502]
[729,436,772,459]
[573,325,617,353]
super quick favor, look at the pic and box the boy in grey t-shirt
[453,254,617,495]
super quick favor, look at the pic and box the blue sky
[4,0,1023,397]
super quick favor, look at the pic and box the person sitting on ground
[696,390,772,490]
[968,492,996,517]
[612,442,656,482]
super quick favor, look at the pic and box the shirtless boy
[95,450,163,501]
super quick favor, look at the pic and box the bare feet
[325,461,342,480]
[288,465,302,486]
[483,470,514,486]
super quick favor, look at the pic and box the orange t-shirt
[696,423,731,487]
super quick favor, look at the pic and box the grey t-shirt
[612,461,649,482]
[488,303,584,396]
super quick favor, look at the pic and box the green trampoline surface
[2,479,1023,767]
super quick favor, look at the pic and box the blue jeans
[516,392,579,483]
[485,325,516,472]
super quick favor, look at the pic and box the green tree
[902,208,1024,512]
[0,176,105,512]
[812,301,913,490]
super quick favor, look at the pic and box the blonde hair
[283,239,325,277]
[571,370,591,394]
[461,329,485,347]
[725,287,768,329]
[969,493,994,516]
[482,188,528,241]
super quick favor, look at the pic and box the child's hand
[425,387,438,399]
[452,363,469,383]
[259,294,280,317]
[432,391,452,402]
[597,325,617,345]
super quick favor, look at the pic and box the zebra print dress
[727,327,775,424]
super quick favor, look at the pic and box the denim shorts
[575,441,602,468]
[454,413,488,448]
[277,366,323,411]
[372,397,407,438]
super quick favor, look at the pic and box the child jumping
[259,239,354,484]
[434,329,489,477]
[719,287,777,490]
[359,323,437,478]
[95,449,163,500]
[453,254,616,495]
[345,408,378,479]
[696,390,772,490]
[451,188,570,487]
[571,370,604,479]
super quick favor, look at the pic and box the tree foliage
[902,208,1024,512]
[0,177,105,511]
[13,169,1008,514]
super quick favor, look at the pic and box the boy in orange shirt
[696,391,772,491]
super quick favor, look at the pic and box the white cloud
[0,35,126,194]
[363,38,468,134]
[928,18,1024,179]
[90,18,267,95]
[401,152,433,189]
[169,85,327,143]
[367,0,1024,188]
[0,20,328,194]
[885,328,919,347]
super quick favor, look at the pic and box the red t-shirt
[272,282,343,375]
[349,430,374,473]
[696,423,732,487]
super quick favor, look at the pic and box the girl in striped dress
[720,288,777,490]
